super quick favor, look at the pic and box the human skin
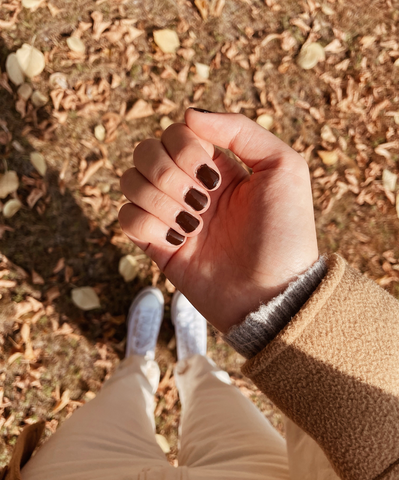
[119,109,319,333]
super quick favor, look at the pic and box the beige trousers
[22,354,338,480]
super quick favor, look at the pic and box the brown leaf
[0,6,20,29]
[65,265,73,283]
[54,322,74,336]
[0,279,17,288]
[46,286,61,302]
[53,258,65,274]
[210,0,225,16]
[15,98,26,118]
[32,269,44,285]
[47,2,63,16]
[194,0,208,19]
[156,98,178,115]
[79,159,105,186]
[52,389,70,414]
[125,99,154,120]
[27,188,44,209]
[27,296,43,312]
[0,224,14,239]
[50,89,64,110]
[91,11,112,40]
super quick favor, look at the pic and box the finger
[161,123,222,191]
[120,168,203,237]
[134,139,211,213]
[184,109,301,173]
[119,203,186,248]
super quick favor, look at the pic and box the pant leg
[22,355,172,480]
[285,418,340,480]
[174,355,290,480]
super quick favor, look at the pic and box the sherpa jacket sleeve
[240,253,399,480]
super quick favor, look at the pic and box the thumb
[185,108,296,172]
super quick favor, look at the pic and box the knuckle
[161,122,185,140]
[174,144,193,167]
[153,162,174,189]
[133,139,159,166]
[150,191,168,213]
[120,167,135,193]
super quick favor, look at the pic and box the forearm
[230,254,399,480]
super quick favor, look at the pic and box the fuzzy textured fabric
[242,253,399,480]
[224,256,328,359]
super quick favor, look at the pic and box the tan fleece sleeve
[242,253,399,480]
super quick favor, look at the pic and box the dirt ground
[1,0,399,467]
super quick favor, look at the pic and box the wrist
[224,255,328,357]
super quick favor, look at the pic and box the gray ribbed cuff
[223,256,328,359]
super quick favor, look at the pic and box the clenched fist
[119,109,318,333]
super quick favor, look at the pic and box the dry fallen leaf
[27,188,44,208]
[66,37,86,54]
[396,194,399,219]
[6,53,24,86]
[195,62,210,79]
[16,44,45,78]
[30,152,47,176]
[17,83,32,101]
[153,29,180,54]
[321,125,337,143]
[22,0,43,8]
[194,0,208,19]
[91,11,112,41]
[49,72,68,90]
[256,114,274,130]
[210,0,225,16]
[119,255,139,282]
[160,116,173,130]
[3,198,22,218]
[155,434,171,453]
[8,352,23,365]
[0,171,19,199]
[52,389,70,414]
[297,43,325,70]
[94,124,106,142]
[382,169,397,192]
[32,269,45,285]
[125,99,154,120]
[31,91,48,107]
[47,1,62,16]
[318,150,339,165]
[71,286,101,310]
[79,159,104,186]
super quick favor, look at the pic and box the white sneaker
[171,291,207,361]
[125,287,164,360]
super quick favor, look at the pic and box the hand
[119,109,318,333]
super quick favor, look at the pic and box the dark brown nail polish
[189,107,214,113]
[166,228,185,246]
[176,211,200,233]
[185,188,208,211]
[196,164,220,190]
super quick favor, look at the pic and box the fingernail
[190,107,214,113]
[166,228,185,246]
[176,211,200,233]
[196,164,220,190]
[185,188,208,211]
